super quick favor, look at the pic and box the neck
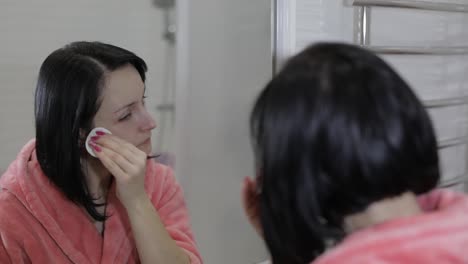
[344,192,422,233]
[83,156,112,203]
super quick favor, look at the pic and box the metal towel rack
[370,46,468,55]
[350,0,468,13]
[348,0,468,188]
[349,0,468,52]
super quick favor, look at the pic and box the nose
[140,111,157,132]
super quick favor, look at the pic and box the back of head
[250,42,439,263]
[34,41,147,221]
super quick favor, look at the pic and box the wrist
[121,192,152,212]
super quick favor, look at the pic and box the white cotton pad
[85,127,112,157]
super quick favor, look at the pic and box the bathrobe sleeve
[0,233,28,264]
[146,162,203,264]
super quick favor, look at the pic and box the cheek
[112,131,139,146]
[107,123,139,146]
[115,133,130,143]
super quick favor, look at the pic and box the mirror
[3,0,467,264]
[0,0,273,263]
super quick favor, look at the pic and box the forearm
[125,196,190,264]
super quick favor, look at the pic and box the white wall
[176,0,272,263]
[0,0,171,171]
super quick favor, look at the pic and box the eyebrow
[113,86,147,114]
[114,102,136,113]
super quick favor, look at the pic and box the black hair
[250,42,439,263]
[35,41,147,221]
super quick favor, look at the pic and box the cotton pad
[85,127,112,157]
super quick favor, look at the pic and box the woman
[242,43,468,263]
[0,41,202,263]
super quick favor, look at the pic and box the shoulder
[0,190,33,241]
[315,212,468,264]
[0,191,39,262]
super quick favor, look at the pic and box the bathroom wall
[176,0,272,263]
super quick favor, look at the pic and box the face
[92,64,156,154]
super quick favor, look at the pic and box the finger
[93,142,138,178]
[106,135,144,157]
[94,135,142,164]
[94,135,132,154]
[106,135,146,160]
[94,145,128,180]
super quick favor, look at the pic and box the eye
[119,112,132,121]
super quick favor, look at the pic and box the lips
[139,138,151,146]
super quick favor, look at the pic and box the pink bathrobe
[314,189,468,263]
[0,140,202,263]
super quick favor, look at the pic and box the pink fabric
[0,139,202,264]
[314,189,468,263]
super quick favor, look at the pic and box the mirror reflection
[1,0,468,264]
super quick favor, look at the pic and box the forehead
[99,64,145,110]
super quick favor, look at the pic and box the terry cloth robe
[314,189,468,264]
[0,139,202,263]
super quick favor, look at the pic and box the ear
[78,128,88,149]
[242,176,263,237]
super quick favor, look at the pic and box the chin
[144,147,152,155]
[138,141,152,155]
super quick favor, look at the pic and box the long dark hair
[250,43,439,263]
[35,41,147,221]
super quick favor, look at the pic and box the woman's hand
[242,176,263,237]
[91,134,192,264]
[90,134,147,208]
